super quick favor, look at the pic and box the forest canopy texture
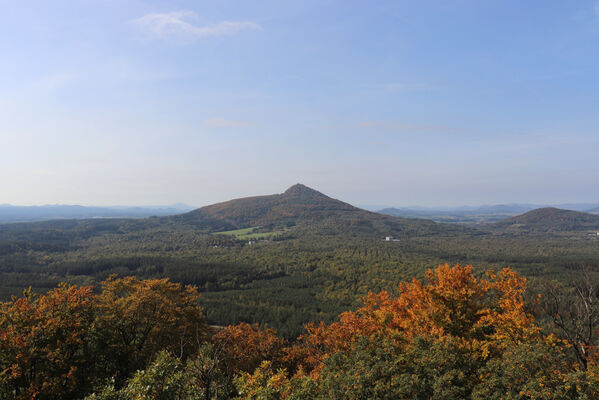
[2,264,599,400]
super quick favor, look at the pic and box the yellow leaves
[294,264,538,375]
[0,283,97,399]
[235,360,291,400]
[95,276,208,377]
[0,276,210,399]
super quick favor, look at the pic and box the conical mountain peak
[176,183,365,230]
[283,183,325,198]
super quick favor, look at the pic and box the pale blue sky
[1,0,599,207]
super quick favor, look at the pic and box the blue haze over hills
[0,204,194,223]
[375,203,599,224]
[1,199,598,224]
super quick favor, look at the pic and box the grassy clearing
[214,226,283,239]
[215,227,255,236]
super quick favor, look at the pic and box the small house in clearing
[385,236,394,241]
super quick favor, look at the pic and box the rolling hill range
[0,203,193,223]
[378,203,599,224]
[491,207,599,232]
[1,185,599,337]
[0,183,466,244]
[0,184,466,240]
[378,205,535,224]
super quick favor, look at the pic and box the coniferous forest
[2,185,599,398]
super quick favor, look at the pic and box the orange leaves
[0,265,540,398]
[98,276,206,347]
[95,275,209,383]
[295,264,536,373]
[0,284,97,399]
[212,322,285,373]
[480,268,537,344]
[0,276,210,399]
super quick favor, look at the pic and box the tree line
[2,264,599,399]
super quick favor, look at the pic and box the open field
[214,226,285,239]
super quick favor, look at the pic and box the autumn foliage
[2,264,599,399]
[237,265,599,399]
[287,264,536,376]
[95,276,208,384]
[0,277,208,400]
[0,284,96,399]
[212,322,285,374]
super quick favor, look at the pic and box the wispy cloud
[132,11,262,42]
[203,118,253,128]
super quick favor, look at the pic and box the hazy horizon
[2,184,599,212]
[3,1,599,207]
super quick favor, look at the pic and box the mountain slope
[174,184,356,228]
[171,184,464,236]
[492,207,599,232]
[0,184,469,241]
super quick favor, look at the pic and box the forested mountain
[0,184,464,239]
[1,186,599,340]
[174,183,358,227]
[379,204,536,217]
[169,183,462,237]
[379,204,599,224]
[491,207,599,232]
[2,188,599,399]
[378,205,533,224]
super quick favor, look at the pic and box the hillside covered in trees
[1,185,599,339]
[491,207,599,232]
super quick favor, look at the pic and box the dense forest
[0,185,598,339]
[2,185,599,398]
[3,264,599,399]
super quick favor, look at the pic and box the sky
[1,0,599,207]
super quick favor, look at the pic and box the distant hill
[1,185,599,338]
[0,184,466,239]
[378,204,536,224]
[379,203,599,225]
[171,184,463,237]
[0,204,194,223]
[491,207,599,232]
[174,184,357,228]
